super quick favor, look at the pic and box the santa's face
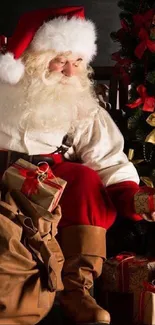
[0,51,98,141]
[20,50,98,134]
[39,51,88,89]
[25,53,95,131]
[48,52,83,80]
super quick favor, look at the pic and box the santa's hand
[141,212,155,222]
[151,211,155,221]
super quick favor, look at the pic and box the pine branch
[111,0,155,179]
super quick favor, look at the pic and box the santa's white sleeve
[65,107,139,186]
[65,107,142,220]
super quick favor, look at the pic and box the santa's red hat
[0,6,97,84]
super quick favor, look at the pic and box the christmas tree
[111,0,155,186]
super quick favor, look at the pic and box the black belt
[0,150,58,175]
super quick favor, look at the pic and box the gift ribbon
[112,52,132,85]
[111,253,155,323]
[135,27,155,59]
[13,162,62,199]
[111,253,135,292]
[111,253,149,292]
[127,84,155,112]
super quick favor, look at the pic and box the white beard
[15,71,98,135]
[0,71,99,154]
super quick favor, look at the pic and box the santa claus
[0,6,154,325]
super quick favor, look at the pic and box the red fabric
[107,181,143,221]
[0,152,143,229]
[134,27,155,59]
[52,161,117,229]
[52,161,141,229]
[7,7,85,59]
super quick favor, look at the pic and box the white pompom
[0,52,25,84]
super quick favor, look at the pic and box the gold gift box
[2,158,67,212]
[134,191,155,214]
[101,253,155,323]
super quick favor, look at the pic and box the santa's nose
[62,62,75,77]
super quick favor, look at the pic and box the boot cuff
[59,225,106,259]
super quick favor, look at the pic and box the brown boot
[59,225,110,325]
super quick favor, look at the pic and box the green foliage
[111,0,155,175]
[146,71,155,84]
[118,0,155,14]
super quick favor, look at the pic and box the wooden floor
[38,287,135,325]
[38,304,135,325]
[38,304,73,325]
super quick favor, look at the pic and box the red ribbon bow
[14,162,54,197]
[112,52,132,67]
[112,52,132,85]
[133,9,155,32]
[135,27,155,59]
[127,84,155,112]
[114,252,135,262]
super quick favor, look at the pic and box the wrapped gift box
[134,188,155,215]
[101,253,155,323]
[2,158,67,212]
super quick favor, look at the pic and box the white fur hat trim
[31,17,97,62]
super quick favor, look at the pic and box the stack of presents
[1,157,155,324]
[95,190,155,325]
[96,252,155,325]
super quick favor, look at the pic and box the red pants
[52,161,142,230]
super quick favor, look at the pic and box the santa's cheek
[49,63,61,72]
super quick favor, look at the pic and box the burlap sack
[0,190,64,324]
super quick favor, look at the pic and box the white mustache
[41,70,62,85]
[41,70,84,90]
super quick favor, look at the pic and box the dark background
[0,0,120,66]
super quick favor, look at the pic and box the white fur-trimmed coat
[0,82,139,187]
